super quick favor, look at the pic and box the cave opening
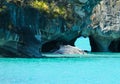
[109,39,120,52]
[42,40,60,53]
[75,37,91,52]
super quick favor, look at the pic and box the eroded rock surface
[90,0,120,52]
[1,0,120,57]
[0,27,42,58]
[53,45,86,54]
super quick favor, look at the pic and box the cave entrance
[75,37,91,51]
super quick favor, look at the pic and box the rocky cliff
[0,0,120,57]
[90,0,120,52]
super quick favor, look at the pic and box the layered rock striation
[90,0,120,52]
[0,0,120,57]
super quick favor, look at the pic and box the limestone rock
[90,0,120,52]
[53,45,86,54]
[1,0,120,54]
[0,40,42,58]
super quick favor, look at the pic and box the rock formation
[53,45,86,54]
[0,27,42,58]
[0,0,120,57]
[90,0,120,52]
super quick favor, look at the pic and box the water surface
[0,53,120,84]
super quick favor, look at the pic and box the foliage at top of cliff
[29,0,69,18]
[0,0,86,29]
[29,0,83,22]
[1,0,84,22]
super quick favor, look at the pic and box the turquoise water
[0,53,120,84]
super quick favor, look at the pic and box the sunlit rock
[1,0,120,56]
[53,45,86,54]
[90,0,120,52]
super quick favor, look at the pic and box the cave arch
[75,36,91,51]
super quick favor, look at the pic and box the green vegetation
[1,0,74,19]
[29,0,68,18]
[0,0,7,13]
[30,1,49,12]
[0,0,83,28]
[28,0,78,27]
[0,0,80,19]
[0,7,4,13]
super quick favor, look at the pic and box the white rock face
[91,0,120,39]
[54,45,86,54]
[90,0,120,52]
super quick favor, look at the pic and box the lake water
[0,53,120,84]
